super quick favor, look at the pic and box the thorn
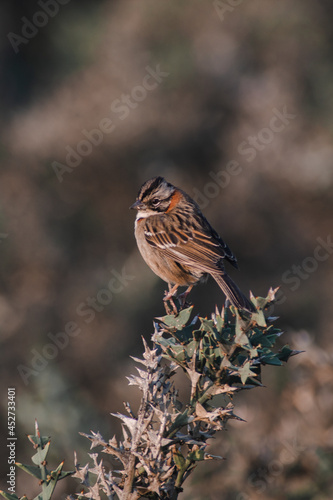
[35,419,40,438]
[141,336,148,350]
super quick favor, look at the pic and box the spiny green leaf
[235,331,249,347]
[266,325,283,335]
[250,329,265,345]
[0,491,21,500]
[232,351,248,367]
[170,347,186,363]
[252,309,267,327]
[16,462,42,479]
[251,295,268,310]
[185,341,197,358]
[200,318,216,335]
[51,461,73,480]
[238,361,258,384]
[266,333,279,344]
[201,337,215,354]
[157,307,193,329]
[170,325,195,343]
[220,356,231,369]
[257,334,276,348]
[156,336,176,349]
[37,480,56,498]
[214,313,224,332]
[173,450,186,469]
[210,328,224,343]
[202,352,217,371]
[277,345,303,362]
[187,449,205,462]
[235,316,250,346]
[251,288,277,311]
[219,326,233,342]
[168,411,192,435]
[27,434,50,449]
[260,353,283,366]
[249,347,258,358]
[31,440,51,465]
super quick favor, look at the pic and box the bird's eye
[151,198,160,207]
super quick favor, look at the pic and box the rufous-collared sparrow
[131,176,255,313]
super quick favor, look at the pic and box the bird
[130,176,255,313]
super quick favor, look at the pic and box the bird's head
[130,176,178,216]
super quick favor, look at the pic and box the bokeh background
[1,1,333,498]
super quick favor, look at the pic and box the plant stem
[123,453,137,500]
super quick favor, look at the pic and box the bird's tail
[212,272,256,313]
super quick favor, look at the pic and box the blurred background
[1,0,333,498]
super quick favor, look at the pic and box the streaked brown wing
[143,214,233,274]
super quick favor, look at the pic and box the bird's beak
[130,200,144,210]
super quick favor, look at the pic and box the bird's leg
[163,283,179,315]
[164,283,179,301]
[177,285,193,309]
